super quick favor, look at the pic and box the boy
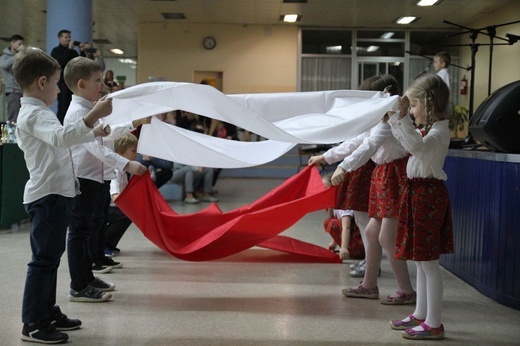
[14,47,111,343]
[63,57,147,303]
[105,133,139,252]
[433,51,451,89]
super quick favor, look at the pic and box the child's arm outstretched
[338,211,354,260]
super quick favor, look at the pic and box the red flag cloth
[115,165,340,262]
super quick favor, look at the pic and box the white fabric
[16,97,92,203]
[65,96,129,183]
[104,82,400,168]
[389,114,449,180]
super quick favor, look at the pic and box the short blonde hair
[13,47,61,91]
[114,133,138,155]
[64,56,103,91]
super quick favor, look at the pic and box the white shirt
[323,122,407,172]
[110,168,128,206]
[16,97,93,203]
[437,68,450,89]
[389,113,450,180]
[64,95,129,183]
[333,209,354,219]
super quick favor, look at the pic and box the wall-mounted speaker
[468,80,520,153]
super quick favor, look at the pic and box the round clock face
[203,36,216,50]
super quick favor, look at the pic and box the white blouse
[389,113,450,180]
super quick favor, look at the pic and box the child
[105,133,139,253]
[14,47,111,343]
[328,75,416,305]
[321,176,365,260]
[63,57,147,303]
[433,51,451,89]
[388,74,454,340]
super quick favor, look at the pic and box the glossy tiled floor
[1,177,520,345]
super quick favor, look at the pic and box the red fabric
[116,166,340,262]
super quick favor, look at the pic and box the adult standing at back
[0,34,25,122]
[50,29,78,124]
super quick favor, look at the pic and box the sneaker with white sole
[90,277,116,292]
[99,256,123,269]
[21,321,68,344]
[92,263,113,274]
[69,285,112,303]
[48,305,82,331]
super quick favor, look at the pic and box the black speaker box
[468,80,520,153]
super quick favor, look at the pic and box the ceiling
[0,0,515,58]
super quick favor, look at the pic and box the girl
[388,74,454,340]
[312,75,416,304]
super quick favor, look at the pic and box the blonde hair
[64,56,103,91]
[434,51,451,67]
[114,133,138,155]
[13,47,61,91]
[407,74,450,134]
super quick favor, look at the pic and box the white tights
[413,260,443,328]
[361,216,414,294]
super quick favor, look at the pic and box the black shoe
[91,263,113,274]
[100,256,123,269]
[21,321,68,344]
[48,306,82,331]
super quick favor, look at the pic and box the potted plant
[450,104,469,138]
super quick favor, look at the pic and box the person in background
[14,47,111,344]
[103,69,117,89]
[388,74,454,340]
[50,29,79,124]
[0,34,25,122]
[433,51,451,89]
[171,162,219,204]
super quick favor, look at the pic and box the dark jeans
[105,206,132,249]
[89,180,111,263]
[56,82,72,124]
[67,178,102,291]
[22,195,72,324]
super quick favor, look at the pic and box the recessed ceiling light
[395,16,419,25]
[367,46,380,52]
[280,14,301,23]
[110,48,124,55]
[416,0,442,6]
[381,32,395,39]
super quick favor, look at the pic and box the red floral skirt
[335,160,376,212]
[395,178,455,261]
[323,217,365,259]
[368,156,408,218]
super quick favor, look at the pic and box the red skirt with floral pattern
[335,160,376,212]
[395,178,455,261]
[368,156,408,218]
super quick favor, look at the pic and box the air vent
[161,12,186,19]
[93,38,112,44]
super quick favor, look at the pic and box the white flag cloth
[104,82,399,168]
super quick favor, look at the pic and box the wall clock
[203,36,216,50]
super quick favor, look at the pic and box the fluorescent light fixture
[281,14,301,22]
[110,48,124,55]
[367,46,380,52]
[416,0,442,6]
[381,32,395,39]
[118,58,136,64]
[326,45,342,53]
[395,16,418,25]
